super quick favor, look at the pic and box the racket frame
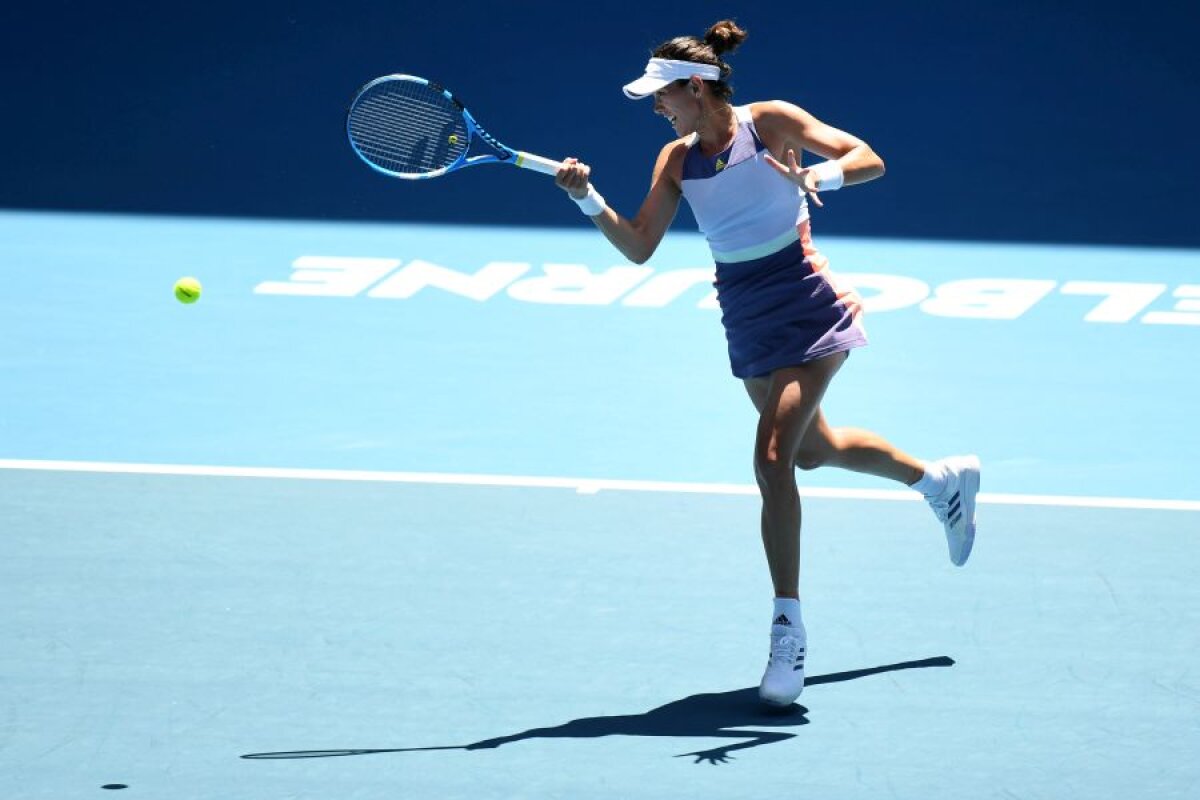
[347,74,561,180]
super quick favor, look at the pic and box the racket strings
[348,82,469,175]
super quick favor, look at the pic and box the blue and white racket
[346,74,562,180]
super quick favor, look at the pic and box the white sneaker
[925,455,981,566]
[758,615,807,707]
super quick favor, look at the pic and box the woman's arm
[555,141,686,265]
[751,100,885,199]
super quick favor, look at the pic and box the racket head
[346,75,475,179]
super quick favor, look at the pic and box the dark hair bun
[703,19,748,56]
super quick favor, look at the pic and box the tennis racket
[346,74,562,180]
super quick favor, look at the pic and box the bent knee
[795,427,842,471]
[793,448,826,471]
[794,441,838,471]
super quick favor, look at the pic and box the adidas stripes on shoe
[759,614,806,707]
[924,455,981,566]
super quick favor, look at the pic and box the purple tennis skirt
[712,222,867,379]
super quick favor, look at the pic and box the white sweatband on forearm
[571,184,607,216]
[810,160,845,191]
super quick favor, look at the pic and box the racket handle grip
[515,152,563,176]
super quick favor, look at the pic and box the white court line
[1,458,1198,512]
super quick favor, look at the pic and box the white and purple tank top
[680,105,809,263]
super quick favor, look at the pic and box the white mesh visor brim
[622,58,722,99]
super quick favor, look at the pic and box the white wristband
[810,160,845,192]
[571,184,607,216]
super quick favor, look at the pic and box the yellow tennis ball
[448,134,459,145]
[174,277,202,304]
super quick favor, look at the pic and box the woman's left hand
[764,148,824,208]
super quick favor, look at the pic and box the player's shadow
[242,657,952,765]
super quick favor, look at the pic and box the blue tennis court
[2,210,1199,798]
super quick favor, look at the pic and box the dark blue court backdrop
[3,0,1197,246]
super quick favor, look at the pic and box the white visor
[622,58,722,99]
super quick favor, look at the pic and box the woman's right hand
[555,157,592,200]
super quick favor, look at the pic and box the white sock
[772,597,803,630]
[911,460,947,497]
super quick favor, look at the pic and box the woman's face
[652,80,702,137]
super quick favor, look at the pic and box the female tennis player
[555,20,979,707]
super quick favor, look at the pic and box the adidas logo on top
[773,614,792,626]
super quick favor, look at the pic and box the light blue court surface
[2,210,1199,798]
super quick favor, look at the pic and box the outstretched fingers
[764,149,823,207]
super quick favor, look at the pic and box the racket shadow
[241,656,953,765]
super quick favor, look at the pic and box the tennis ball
[174,277,202,304]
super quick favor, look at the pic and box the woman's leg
[743,375,981,567]
[750,354,846,599]
[796,412,925,484]
[750,354,848,706]
[743,381,924,486]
